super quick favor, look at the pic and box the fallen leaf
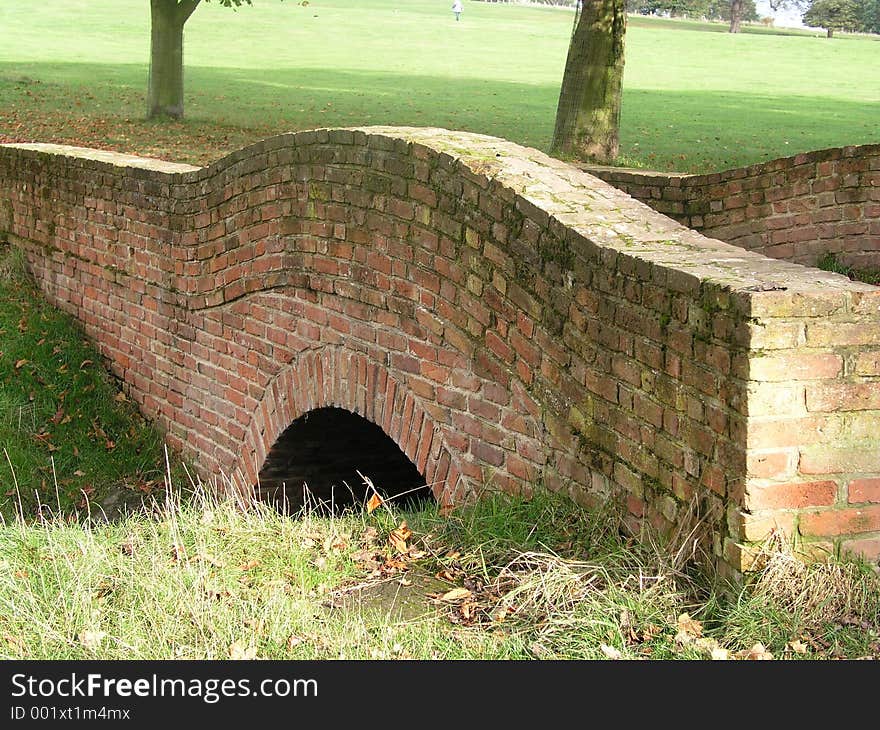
[14,358,27,369]
[788,640,808,655]
[236,560,260,571]
[388,521,413,553]
[676,612,703,639]
[389,533,408,553]
[79,630,106,650]
[287,634,303,650]
[440,587,472,602]
[79,359,93,369]
[366,493,383,514]
[114,391,128,402]
[3,634,24,650]
[228,641,257,660]
[737,642,773,660]
[600,643,622,660]
[711,647,730,660]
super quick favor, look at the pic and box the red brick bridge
[2,127,878,579]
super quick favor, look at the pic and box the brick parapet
[584,144,880,270]
[2,128,878,579]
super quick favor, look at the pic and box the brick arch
[3,127,879,579]
[236,346,465,509]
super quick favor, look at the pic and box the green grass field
[0,1,877,172]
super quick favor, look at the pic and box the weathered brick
[806,321,880,347]
[799,447,880,474]
[849,478,880,504]
[840,537,880,564]
[746,450,796,479]
[749,353,842,381]
[799,505,880,537]
[746,480,837,511]
[806,382,880,412]
[854,350,880,376]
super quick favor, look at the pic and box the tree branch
[176,0,202,23]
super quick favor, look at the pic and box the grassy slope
[0,246,176,521]
[2,486,878,660]
[0,1,877,172]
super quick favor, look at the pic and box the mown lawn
[0,1,877,172]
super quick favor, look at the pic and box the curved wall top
[585,142,880,270]
[2,127,878,578]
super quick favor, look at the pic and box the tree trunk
[729,0,743,33]
[550,0,627,164]
[147,0,201,119]
[827,28,834,37]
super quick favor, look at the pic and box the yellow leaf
[228,641,257,660]
[600,643,622,660]
[676,612,703,639]
[789,640,808,655]
[389,531,408,553]
[737,642,773,660]
[366,493,383,514]
[440,587,472,602]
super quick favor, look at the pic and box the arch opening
[255,407,434,515]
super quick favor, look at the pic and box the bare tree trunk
[827,28,834,37]
[148,0,201,119]
[550,0,627,164]
[729,0,743,33]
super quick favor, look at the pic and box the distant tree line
[626,0,759,22]
[803,0,880,36]
[474,0,878,35]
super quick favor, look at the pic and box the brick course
[1,128,878,579]
[585,144,880,270]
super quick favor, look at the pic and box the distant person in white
[452,1,463,21]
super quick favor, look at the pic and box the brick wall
[585,144,880,270]
[1,128,878,579]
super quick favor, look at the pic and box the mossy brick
[4,130,880,577]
